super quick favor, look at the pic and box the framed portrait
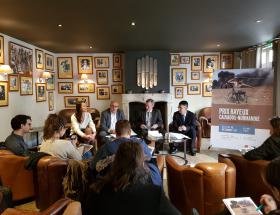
[220,53,233,69]
[9,42,33,75]
[111,84,123,94]
[170,54,180,66]
[191,72,200,80]
[77,56,93,74]
[36,83,46,102]
[172,68,187,86]
[20,76,33,95]
[57,57,73,79]
[48,91,54,111]
[187,83,201,95]
[113,54,121,68]
[64,96,90,108]
[35,49,44,70]
[112,69,122,82]
[45,53,54,71]
[174,87,184,99]
[78,83,95,93]
[58,82,73,94]
[97,87,110,100]
[94,57,109,68]
[203,55,219,73]
[191,56,202,71]
[46,73,55,90]
[96,70,108,85]
[180,56,190,64]
[0,82,8,107]
[0,35,4,64]
[8,74,19,91]
[202,82,212,97]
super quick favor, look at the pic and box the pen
[256,204,264,211]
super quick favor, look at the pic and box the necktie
[181,115,185,123]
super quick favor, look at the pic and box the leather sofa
[198,107,211,138]
[166,155,235,215]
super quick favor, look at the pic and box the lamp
[0,65,13,74]
[81,74,88,83]
[39,71,52,82]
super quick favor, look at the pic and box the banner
[211,68,274,150]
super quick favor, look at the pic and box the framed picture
[35,83,46,102]
[0,35,4,64]
[94,57,109,68]
[220,53,233,69]
[174,87,184,99]
[96,70,108,85]
[57,57,73,79]
[46,73,55,90]
[191,56,202,71]
[97,87,110,100]
[45,53,54,71]
[172,68,187,86]
[0,82,8,107]
[187,83,201,95]
[203,55,219,73]
[48,91,54,111]
[111,84,123,94]
[170,54,180,66]
[78,83,95,93]
[112,69,122,82]
[35,49,44,69]
[64,96,90,108]
[191,72,200,80]
[8,74,19,91]
[77,56,93,74]
[180,56,190,64]
[9,42,33,75]
[20,76,33,95]
[58,82,73,94]
[113,54,121,68]
[202,82,212,97]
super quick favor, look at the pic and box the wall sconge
[0,65,13,75]
[81,74,88,83]
[39,71,51,82]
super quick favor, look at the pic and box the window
[261,43,273,68]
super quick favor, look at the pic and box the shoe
[190,150,196,156]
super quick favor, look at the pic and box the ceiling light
[131,22,136,26]
[256,20,262,23]
[58,24,62,27]
[217,44,221,47]
[89,46,93,49]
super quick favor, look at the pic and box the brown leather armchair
[166,155,235,215]
[198,107,211,138]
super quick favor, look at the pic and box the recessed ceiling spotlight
[217,44,221,47]
[58,24,62,27]
[256,20,262,23]
[131,22,136,26]
[89,46,93,49]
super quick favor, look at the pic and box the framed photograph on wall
[94,57,109,68]
[64,96,90,108]
[220,53,233,69]
[180,56,190,64]
[202,82,212,97]
[57,57,73,79]
[187,83,201,95]
[78,83,95,93]
[191,72,200,80]
[35,49,44,69]
[45,53,54,71]
[77,56,93,74]
[58,82,73,94]
[174,87,184,99]
[97,87,110,100]
[170,54,180,66]
[20,76,33,95]
[191,56,202,71]
[172,68,187,86]
[113,54,121,68]
[0,81,8,107]
[96,70,108,85]
[0,35,4,64]
[46,73,55,90]
[8,74,19,91]
[203,55,219,73]
[111,84,123,94]
[112,69,122,82]
[48,91,54,111]
[36,83,46,102]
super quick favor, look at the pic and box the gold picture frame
[220,53,233,69]
[96,70,108,85]
[58,82,73,94]
[36,83,47,102]
[94,57,109,68]
[45,53,54,71]
[8,74,19,91]
[191,56,202,71]
[0,81,8,106]
[202,82,212,97]
[97,87,110,100]
[174,87,184,99]
[180,56,190,64]
[170,54,180,66]
[187,83,201,95]
[48,91,54,111]
[203,55,219,73]
[172,68,187,86]
[46,73,55,91]
[78,83,95,93]
[20,76,33,96]
[35,49,44,70]
[111,84,123,94]
[64,96,90,108]
[191,72,200,80]
[0,35,4,64]
[112,69,122,82]
[77,56,93,74]
[113,54,122,68]
[57,57,73,79]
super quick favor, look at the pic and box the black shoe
[190,149,196,156]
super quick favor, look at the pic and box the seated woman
[83,141,180,215]
[244,116,280,160]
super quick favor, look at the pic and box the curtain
[273,40,280,115]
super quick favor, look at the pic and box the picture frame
[220,53,233,69]
[94,57,109,68]
[170,54,180,66]
[46,72,55,90]
[113,54,121,68]
[191,72,200,80]
[111,84,123,94]
[191,56,202,71]
[187,83,201,95]
[35,49,44,70]
[203,55,219,73]
[57,57,73,79]
[20,76,33,96]
[202,82,212,97]
[45,53,54,71]
[174,87,184,99]
[58,82,73,94]
[180,56,190,64]
[0,81,8,107]
[48,91,54,111]
[9,42,33,75]
[0,35,4,64]
[64,96,90,108]
[8,74,19,91]
[172,68,187,86]
[78,83,95,93]
[96,70,108,85]
[35,83,47,102]
[112,69,122,82]
[97,87,110,100]
[77,56,93,74]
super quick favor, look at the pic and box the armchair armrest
[199,116,211,125]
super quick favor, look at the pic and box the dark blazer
[100,108,125,132]
[171,111,196,133]
[137,109,163,129]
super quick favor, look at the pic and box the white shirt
[70,112,96,138]
[110,112,117,130]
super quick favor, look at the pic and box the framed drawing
[202,82,212,97]
[203,55,219,73]
[220,53,233,69]
[57,57,73,79]
[96,70,108,85]
[174,87,184,99]
[113,54,121,68]
[78,83,95,93]
[170,54,180,66]
[64,96,90,108]
[172,68,187,86]
[8,74,19,91]
[35,49,44,69]
[111,84,123,94]
[187,83,201,95]
[112,69,122,82]
[46,73,55,90]
[0,81,8,107]
[77,56,93,74]
[191,72,200,80]
[94,57,109,68]
[180,56,190,64]
[36,83,46,102]
[0,35,4,64]
[9,42,33,75]
[20,76,33,95]
[97,87,110,100]
[191,56,202,71]
[45,53,54,71]
[58,82,73,94]
[48,91,54,111]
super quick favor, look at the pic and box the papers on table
[168,132,190,140]
[148,130,163,140]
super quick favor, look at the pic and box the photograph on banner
[211,68,274,150]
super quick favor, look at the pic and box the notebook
[223,197,263,215]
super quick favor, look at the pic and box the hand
[109,129,116,134]
[140,124,147,129]
[260,194,277,214]
[151,124,158,130]
[178,126,183,131]
[181,125,187,131]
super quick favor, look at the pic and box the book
[223,197,263,215]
